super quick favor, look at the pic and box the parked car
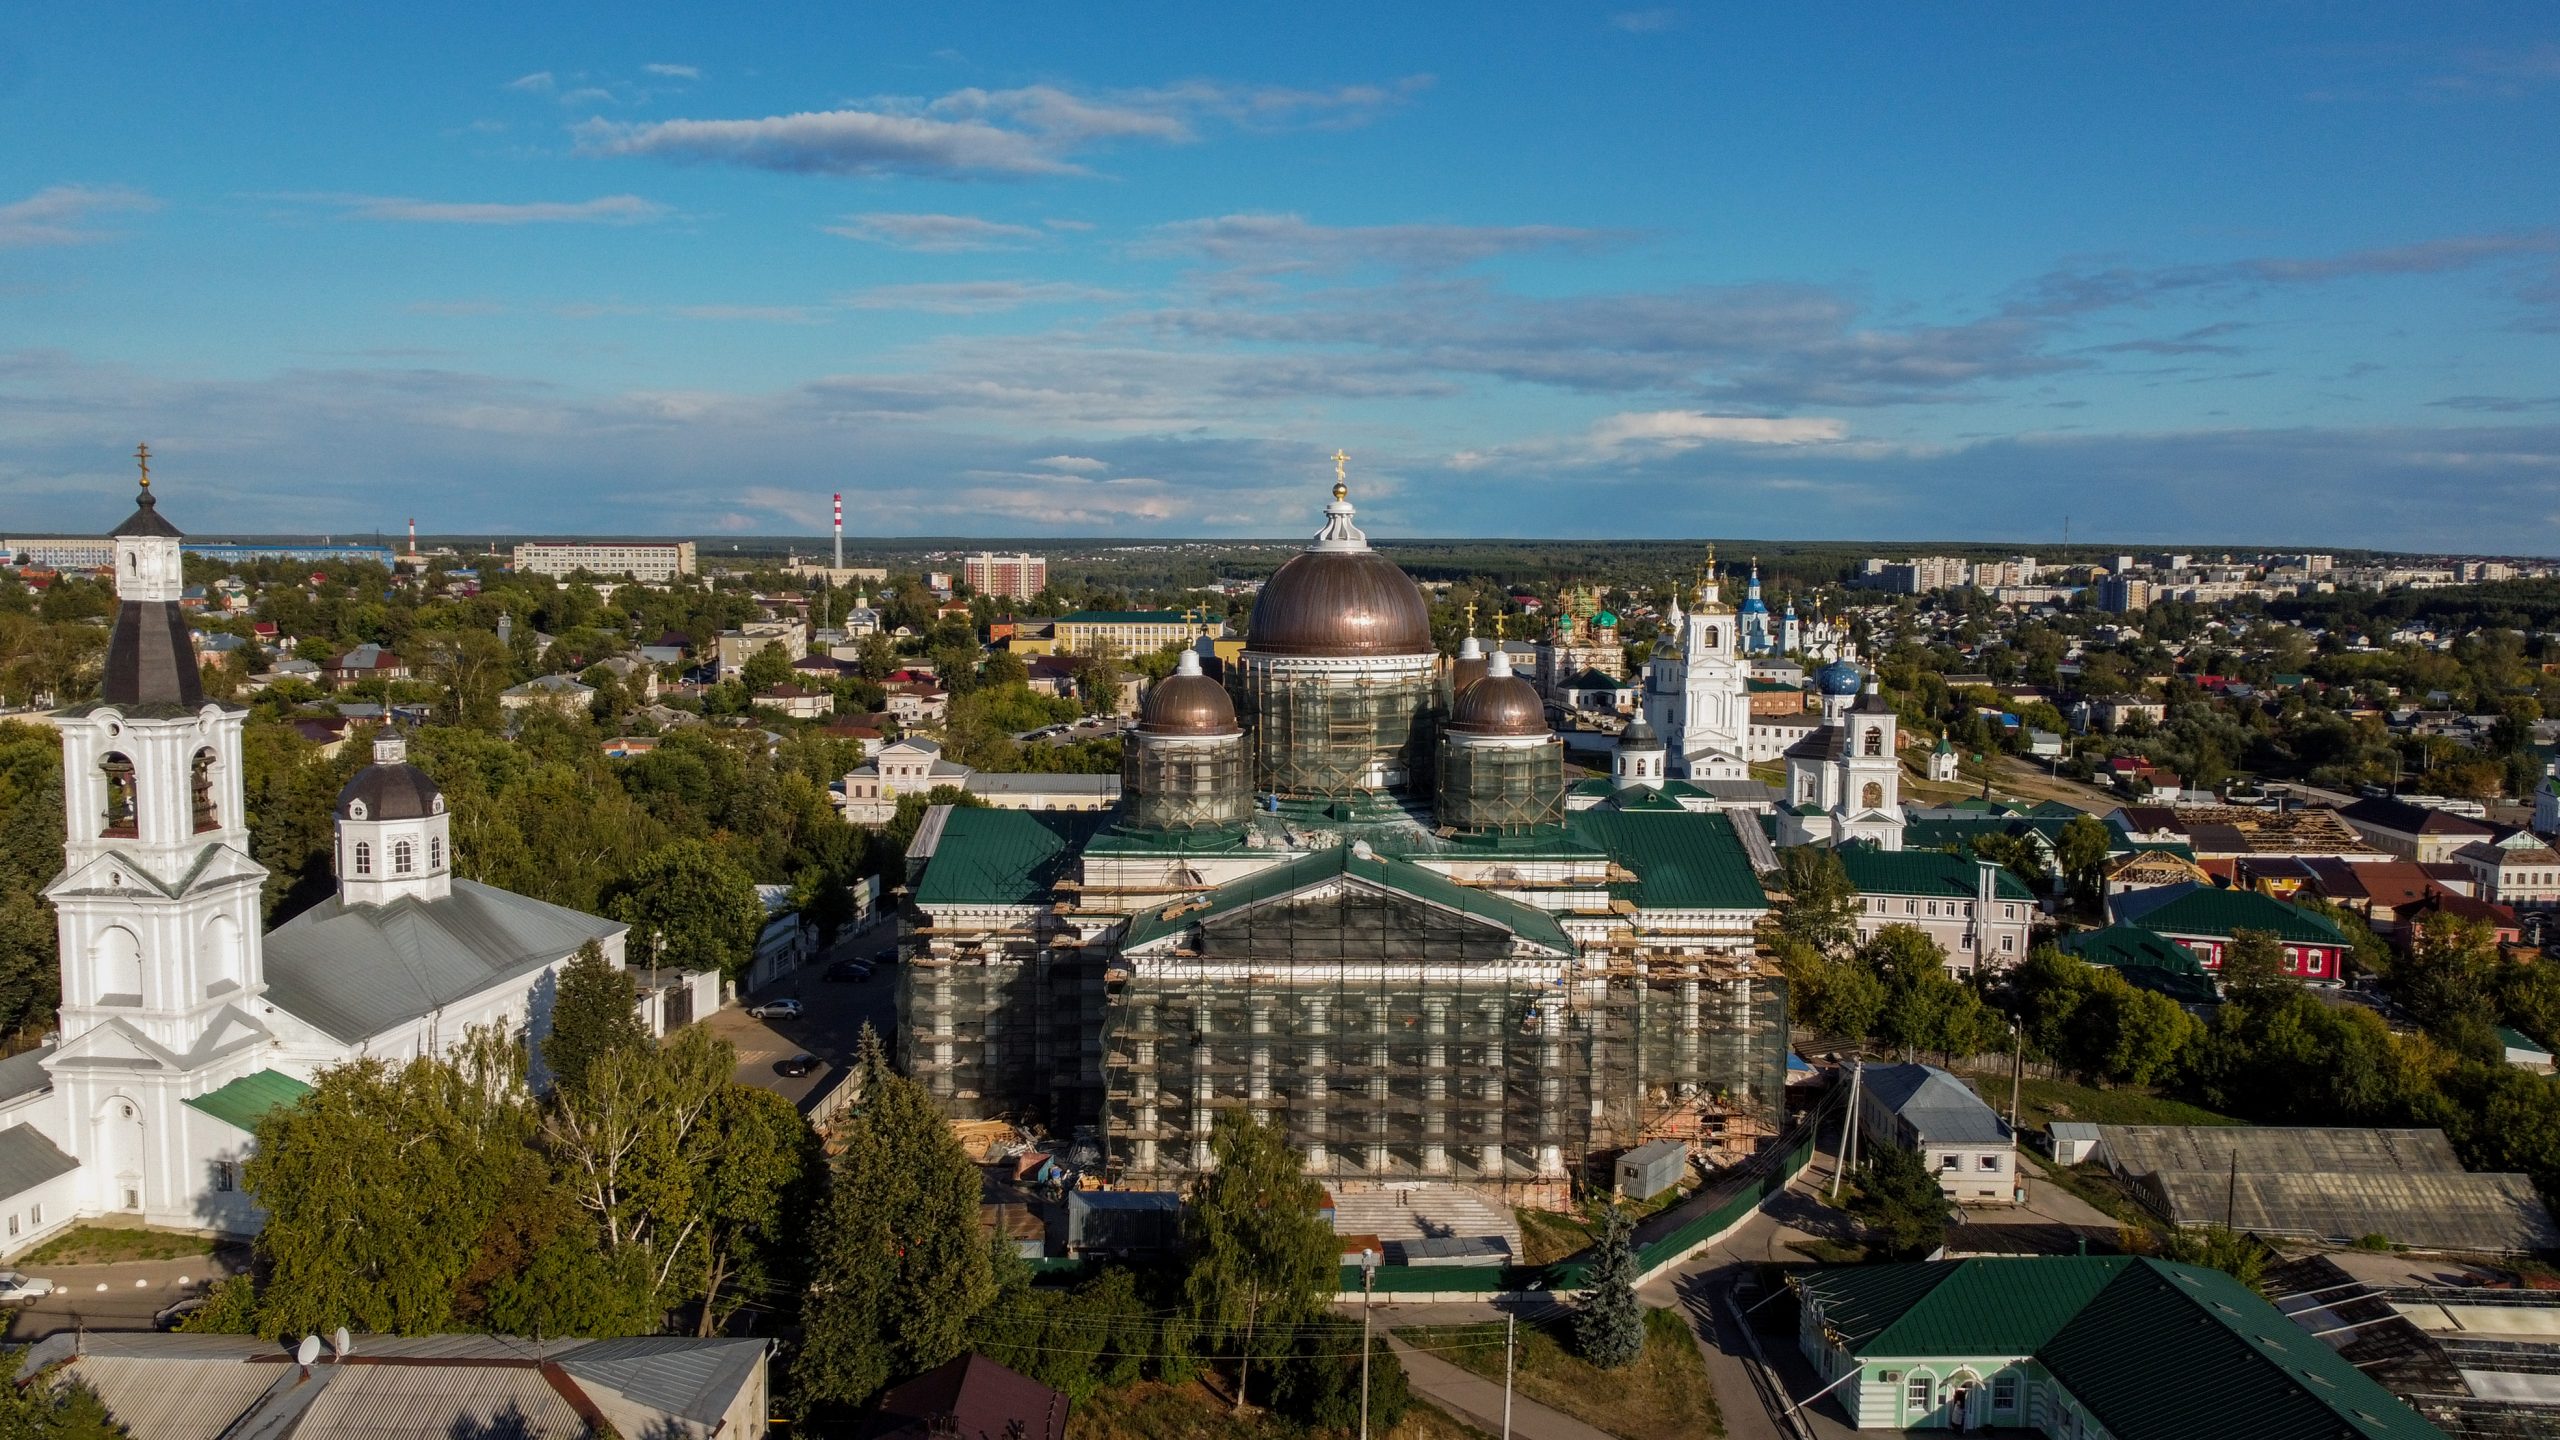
[747,999,804,1020]
[824,961,871,983]
[872,948,898,966]
[153,1297,207,1331]
[0,1273,57,1305]
[774,1053,819,1078]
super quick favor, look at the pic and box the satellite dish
[296,1335,322,1367]
[332,1327,352,1360]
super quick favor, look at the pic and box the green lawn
[1949,1070,2242,1132]
[1397,1308,1720,1440]
[17,1226,215,1266]
[1069,1381,1486,1440]
[1515,1208,1596,1265]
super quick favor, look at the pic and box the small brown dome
[1450,653,1490,697]
[1138,651,1240,736]
[1448,670,1548,737]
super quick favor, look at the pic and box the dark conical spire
[97,446,202,709]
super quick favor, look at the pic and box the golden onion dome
[1137,649,1240,736]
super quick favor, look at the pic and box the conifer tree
[1573,1204,1645,1369]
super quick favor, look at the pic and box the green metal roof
[1121,844,1576,954]
[2060,925,2219,1005]
[183,1069,314,1134]
[912,807,1109,906]
[1566,809,1768,911]
[2124,885,2349,946]
[2499,1025,2551,1056]
[1801,1258,2443,1440]
[1835,845,2036,902]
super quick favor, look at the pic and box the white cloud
[1585,410,1847,451]
[0,184,159,248]
[642,63,700,80]
[506,71,555,92]
[823,212,1043,252]
[575,76,1429,180]
[314,194,670,225]
[669,305,826,324]
[1031,455,1108,472]
[1141,212,1630,273]
[559,87,615,108]
[839,281,1123,315]
[1611,8,1679,32]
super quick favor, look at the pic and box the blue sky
[4,4,2558,549]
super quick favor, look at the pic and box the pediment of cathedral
[48,1017,185,1073]
[180,1005,275,1067]
[44,844,266,904]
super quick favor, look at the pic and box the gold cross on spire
[135,443,151,490]
[1463,599,1478,634]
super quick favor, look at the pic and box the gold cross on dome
[1464,600,1478,634]
[1332,449,1349,485]
[135,443,151,489]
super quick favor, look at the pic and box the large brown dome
[1139,651,1240,735]
[1248,549,1433,657]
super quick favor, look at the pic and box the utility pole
[2008,1022,2024,1130]
[1832,1058,1865,1199]
[1502,1310,1516,1440]
[1359,1247,1379,1440]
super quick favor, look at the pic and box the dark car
[872,948,898,966]
[775,1053,819,1078]
[824,960,871,982]
[153,1297,206,1331]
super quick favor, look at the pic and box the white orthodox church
[1641,556,1754,781]
[0,473,628,1257]
[1639,557,1903,850]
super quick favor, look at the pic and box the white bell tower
[46,451,271,1054]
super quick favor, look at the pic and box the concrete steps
[1329,1185,1525,1257]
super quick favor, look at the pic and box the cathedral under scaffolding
[900,476,1790,1200]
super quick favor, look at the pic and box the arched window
[1863,727,1884,757]
[1862,781,1885,809]
[352,841,372,876]
[393,839,414,875]
[191,748,220,832]
[92,926,143,1000]
[430,836,444,870]
[1701,626,1720,649]
[99,753,137,838]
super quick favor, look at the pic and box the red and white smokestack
[832,492,843,571]
[407,518,416,555]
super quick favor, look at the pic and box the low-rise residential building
[753,683,834,720]
[2337,796,2499,863]
[1791,1256,2440,1436]
[886,679,951,726]
[1051,609,1221,658]
[716,621,802,679]
[325,643,408,685]
[2454,839,2560,910]
[841,738,1121,824]
[1856,1062,2016,1205]
[499,673,596,714]
[1838,847,2038,974]
[2108,881,2351,982]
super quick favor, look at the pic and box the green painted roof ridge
[184,1068,315,1133]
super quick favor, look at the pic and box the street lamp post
[1359,1247,1379,1440]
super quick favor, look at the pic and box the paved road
[2,1251,246,1340]
[706,915,900,1107]
[1384,1333,1614,1440]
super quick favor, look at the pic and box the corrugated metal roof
[262,879,625,1043]
[1835,845,2036,902]
[1120,844,1575,954]
[1565,808,1769,911]
[0,1044,55,1103]
[1858,1063,2010,1145]
[2111,882,2349,945]
[556,1337,765,1424]
[1799,1257,2443,1440]
[61,1356,280,1440]
[911,807,1108,907]
[183,1069,313,1134]
[0,1124,79,1200]
[300,1362,589,1438]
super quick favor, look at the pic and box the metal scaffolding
[1095,887,1787,1194]
[1435,739,1569,835]
[1121,735,1250,833]
[1232,667,1435,799]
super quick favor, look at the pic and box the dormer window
[348,799,368,821]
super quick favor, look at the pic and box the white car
[0,1273,57,1304]
[747,999,804,1021]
